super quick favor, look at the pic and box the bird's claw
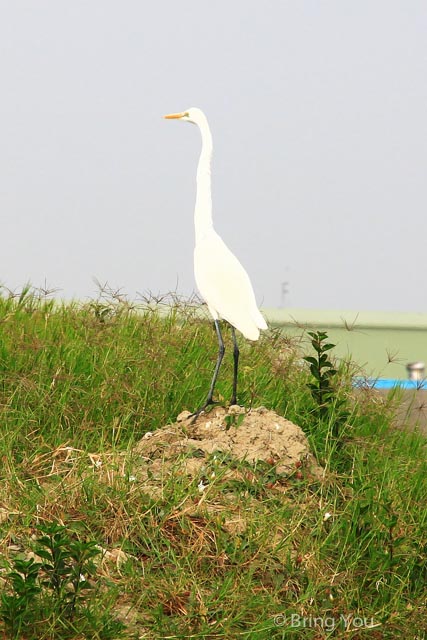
[188,399,219,423]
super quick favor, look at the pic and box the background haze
[1,1,426,310]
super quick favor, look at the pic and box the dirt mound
[134,406,316,478]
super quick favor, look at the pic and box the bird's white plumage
[194,230,266,340]
[165,107,267,341]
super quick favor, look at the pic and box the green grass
[0,289,426,639]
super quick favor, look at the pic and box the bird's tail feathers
[235,309,268,341]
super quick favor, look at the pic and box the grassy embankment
[0,290,426,639]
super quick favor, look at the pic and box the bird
[164,107,267,418]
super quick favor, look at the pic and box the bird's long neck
[194,118,214,243]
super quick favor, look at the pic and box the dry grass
[0,290,426,638]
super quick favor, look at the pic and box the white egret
[164,108,267,417]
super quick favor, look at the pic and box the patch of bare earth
[134,405,321,481]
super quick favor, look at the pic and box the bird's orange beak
[164,112,186,119]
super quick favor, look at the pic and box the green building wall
[264,309,427,380]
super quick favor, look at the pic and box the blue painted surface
[353,378,427,390]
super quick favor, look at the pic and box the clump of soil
[134,406,317,478]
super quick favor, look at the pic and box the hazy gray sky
[1,1,426,310]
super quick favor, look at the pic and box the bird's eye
[183,112,190,117]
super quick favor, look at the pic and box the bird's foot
[188,399,219,423]
[227,400,246,416]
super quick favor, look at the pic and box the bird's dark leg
[230,325,239,405]
[190,319,225,420]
